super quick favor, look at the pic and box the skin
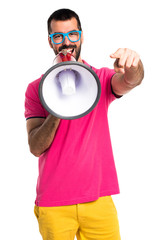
[111,48,144,95]
[27,17,144,157]
[48,18,84,62]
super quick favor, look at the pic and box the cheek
[52,45,59,55]
[54,44,63,53]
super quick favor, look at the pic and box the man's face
[48,18,83,61]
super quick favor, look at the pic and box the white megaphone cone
[39,50,101,119]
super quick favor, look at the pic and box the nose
[63,35,71,45]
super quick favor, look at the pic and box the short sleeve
[98,67,117,106]
[105,68,117,103]
[24,77,47,120]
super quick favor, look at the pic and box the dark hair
[47,8,82,34]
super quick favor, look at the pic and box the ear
[81,31,84,44]
[48,35,53,49]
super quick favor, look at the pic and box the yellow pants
[34,196,121,240]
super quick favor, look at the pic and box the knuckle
[124,48,129,53]
[125,64,131,69]
[119,63,124,68]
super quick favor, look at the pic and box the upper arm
[26,118,46,136]
[25,80,46,120]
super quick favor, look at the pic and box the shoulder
[24,75,47,119]
[93,66,115,79]
[26,75,43,93]
[25,75,43,99]
[83,60,115,80]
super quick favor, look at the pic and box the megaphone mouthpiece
[53,50,76,65]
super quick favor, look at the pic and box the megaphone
[39,50,101,119]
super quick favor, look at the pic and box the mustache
[59,44,77,52]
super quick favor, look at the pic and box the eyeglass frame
[49,30,82,45]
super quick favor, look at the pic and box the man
[25,8,144,240]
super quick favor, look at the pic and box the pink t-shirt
[25,60,120,207]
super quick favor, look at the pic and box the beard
[53,43,82,61]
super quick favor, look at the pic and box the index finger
[110,48,124,58]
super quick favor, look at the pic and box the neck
[78,56,83,63]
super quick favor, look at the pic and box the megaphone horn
[39,50,101,120]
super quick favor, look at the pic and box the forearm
[28,115,60,157]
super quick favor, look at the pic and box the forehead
[50,18,79,33]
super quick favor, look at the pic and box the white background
[0,0,160,239]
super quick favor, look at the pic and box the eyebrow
[53,29,78,34]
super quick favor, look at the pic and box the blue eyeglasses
[49,30,82,45]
